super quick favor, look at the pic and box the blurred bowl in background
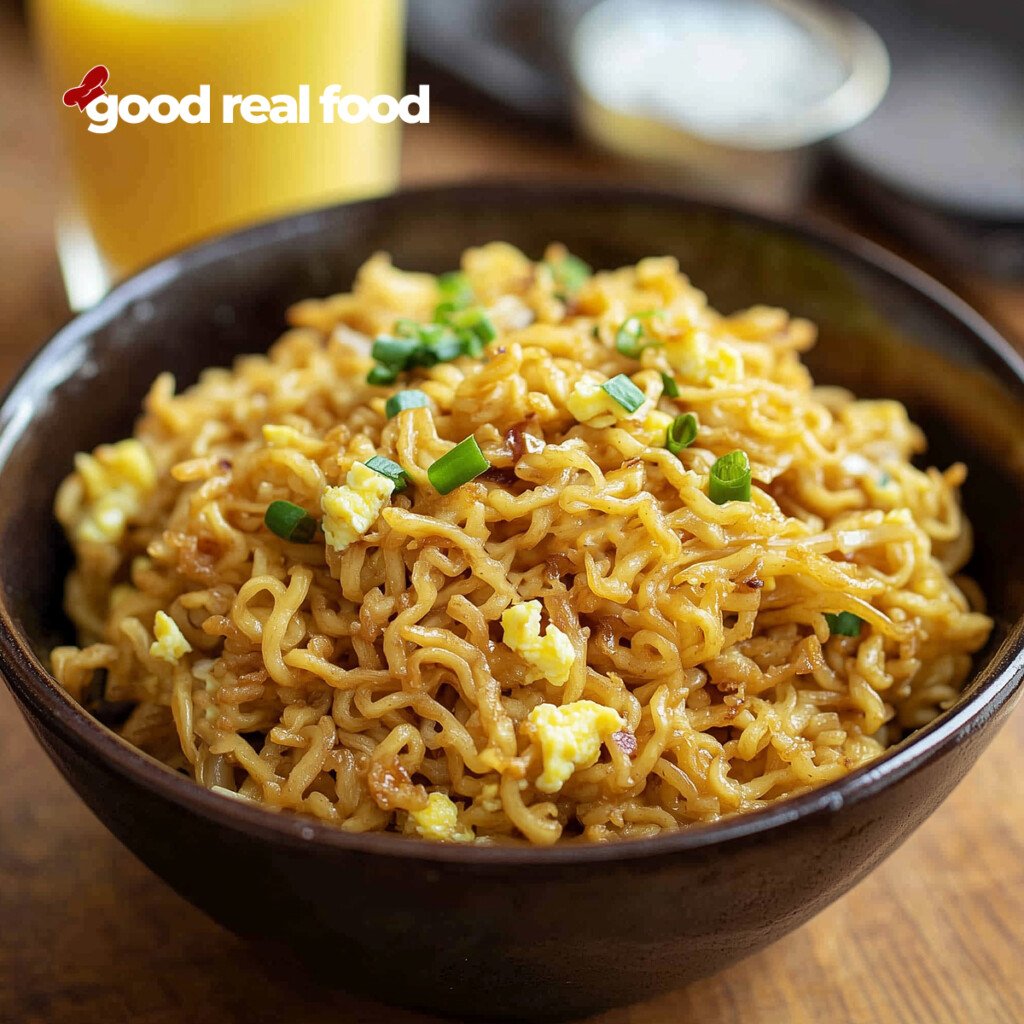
[831,0,1024,278]
[571,0,889,210]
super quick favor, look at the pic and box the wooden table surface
[1,10,1022,1023]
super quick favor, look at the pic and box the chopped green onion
[660,372,680,399]
[434,274,479,323]
[459,331,485,358]
[391,321,449,346]
[601,374,646,413]
[448,307,497,342]
[264,500,317,543]
[615,311,664,358]
[364,455,410,492]
[428,436,490,495]
[417,332,463,366]
[386,390,430,419]
[878,472,892,487]
[666,413,698,455]
[370,324,466,380]
[546,253,591,297]
[393,318,421,339]
[615,317,647,358]
[709,450,751,504]
[372,336,420,369]
[437,271,473,308]
[433,300,462,322]
[416,322,450,344]
[825,611,863,637]
[432,303,496,359]
[367,364,398,386]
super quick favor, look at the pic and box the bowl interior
[2,185,1023,716]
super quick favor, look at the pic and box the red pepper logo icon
[63,65,109,110]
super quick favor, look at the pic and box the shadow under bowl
[1,184,1023,1021]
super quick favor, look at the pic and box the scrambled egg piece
[149,611,191,664]
[410,792,474,843]
[528,700,625,794]
[501,600,576,686]
[321,462,394,552]
[567,378,646,428]
[479,782,502,813]
[639,408,674,446]
[72,439,156,544]
[664,331,743,385]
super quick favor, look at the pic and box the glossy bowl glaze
[1,185,1022,1021]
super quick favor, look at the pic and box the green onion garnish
[660,372,680,399]
[369,323,469,381]
[437,271,473,308]
[547,253,591,297]
[475,313,498,343]
[429,334,464,364]
[416,331,463,367]
[264,500,317,543]
[600,374,646,413]
[459,332,486,358]
[415,322,450,344]
[393,318,421,339]
[666,413,698,455]
[447,307,497,342]
[615,317,647,358]
[427,436,490,495]
[825,611,863,637]
[385,390,430,419]
[433,305,497,361]
[709,450,752,504]
[364,455,410,492]
[372,336,420,369]
[434,275,481,324]
[432,303,497,359]
[367,364,398,386]
[433,300,462,322]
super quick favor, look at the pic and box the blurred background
[7,0,1024,320]
[1,2,1022,1023]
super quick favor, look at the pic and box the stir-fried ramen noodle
[52,244,992,845]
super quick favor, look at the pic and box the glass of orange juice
[31,0,407,309]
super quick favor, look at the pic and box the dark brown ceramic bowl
[2,185,1023,1022]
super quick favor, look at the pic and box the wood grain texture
[1,11,1022,1023]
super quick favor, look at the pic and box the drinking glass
[32,0,406,308]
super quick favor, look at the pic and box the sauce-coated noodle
[51,244,992,845]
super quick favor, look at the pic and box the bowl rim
[1,181,1023,866]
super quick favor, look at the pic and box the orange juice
[32,0,405,302]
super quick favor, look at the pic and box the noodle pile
[51,244,992,845]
